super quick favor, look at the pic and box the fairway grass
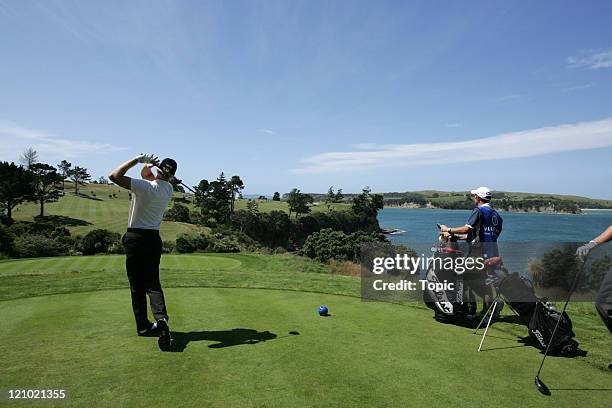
[2,254,611,407]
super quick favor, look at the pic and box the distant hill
[307,190,612,214]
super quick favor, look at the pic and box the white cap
[470,186,492,201]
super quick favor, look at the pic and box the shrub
[175,233,209,253]
[231,209,292,249]
[189,210,202,224]
[257,246,273,255]
[78,229,121,255]
[204,217,218,228]
[300,229,353,262]
[164,203,191,223]
[14,234,63,258]
[107,240,124,254]
[0,224,16,256]
[7,222,30,237]
[210,235,240,253]
[175,234,196,253]
[300,228,387,262]
[28,222,70,239]
[529,245,580,291]
[162,240,175,254]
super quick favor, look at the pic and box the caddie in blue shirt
[464,187,503,260]
[440,186,504,318]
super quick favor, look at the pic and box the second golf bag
[528,302,579,356]
[496,271,579,356]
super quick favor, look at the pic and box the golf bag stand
[473,259,521,351]
[474,291,507,352]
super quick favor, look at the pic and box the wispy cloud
[562,83,593,92]
[258,128,276,135]
[444,122,463,128]
[568,49,612,69]
[291,118,612,174]
[0,120,127,162]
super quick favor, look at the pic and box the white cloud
[258,128,276,135]
[444,122,463,128]
[562,83,593,92]
[0,120,127,162]
[291,118,612,174]
[568,50,612,69]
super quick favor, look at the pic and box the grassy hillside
[12,183,200,241]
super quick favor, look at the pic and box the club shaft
[179,181,196,194]
[152,164,195,193]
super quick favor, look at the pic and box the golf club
[153,164,196,194]
[534,258,587,396]
[172,177,196,194]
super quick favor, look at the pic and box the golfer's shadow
[170,328,287,352]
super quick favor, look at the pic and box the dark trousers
[596,267,612,333]
[122,228,168,331]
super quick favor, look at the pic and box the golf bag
[423,237,477,322]
[528,302,579,356]
[487,271,580,356]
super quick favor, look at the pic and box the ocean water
[378,208,612,243]
[377,208,612,275]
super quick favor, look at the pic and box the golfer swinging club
[109,154,177,351]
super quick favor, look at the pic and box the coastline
[383,204,594,215]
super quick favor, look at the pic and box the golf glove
[136,153,155,164]
[576,241,598,262]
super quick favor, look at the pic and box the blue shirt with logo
[466,203,503,258]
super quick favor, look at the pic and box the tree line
[383,192,583,213]
[0,148,92,224]
[166,173,385,253]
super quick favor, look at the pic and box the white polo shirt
[127,178,174,230]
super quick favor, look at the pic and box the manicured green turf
[1,254,610,407]
[12,183,199,240]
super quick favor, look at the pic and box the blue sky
[1,0,611,198]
